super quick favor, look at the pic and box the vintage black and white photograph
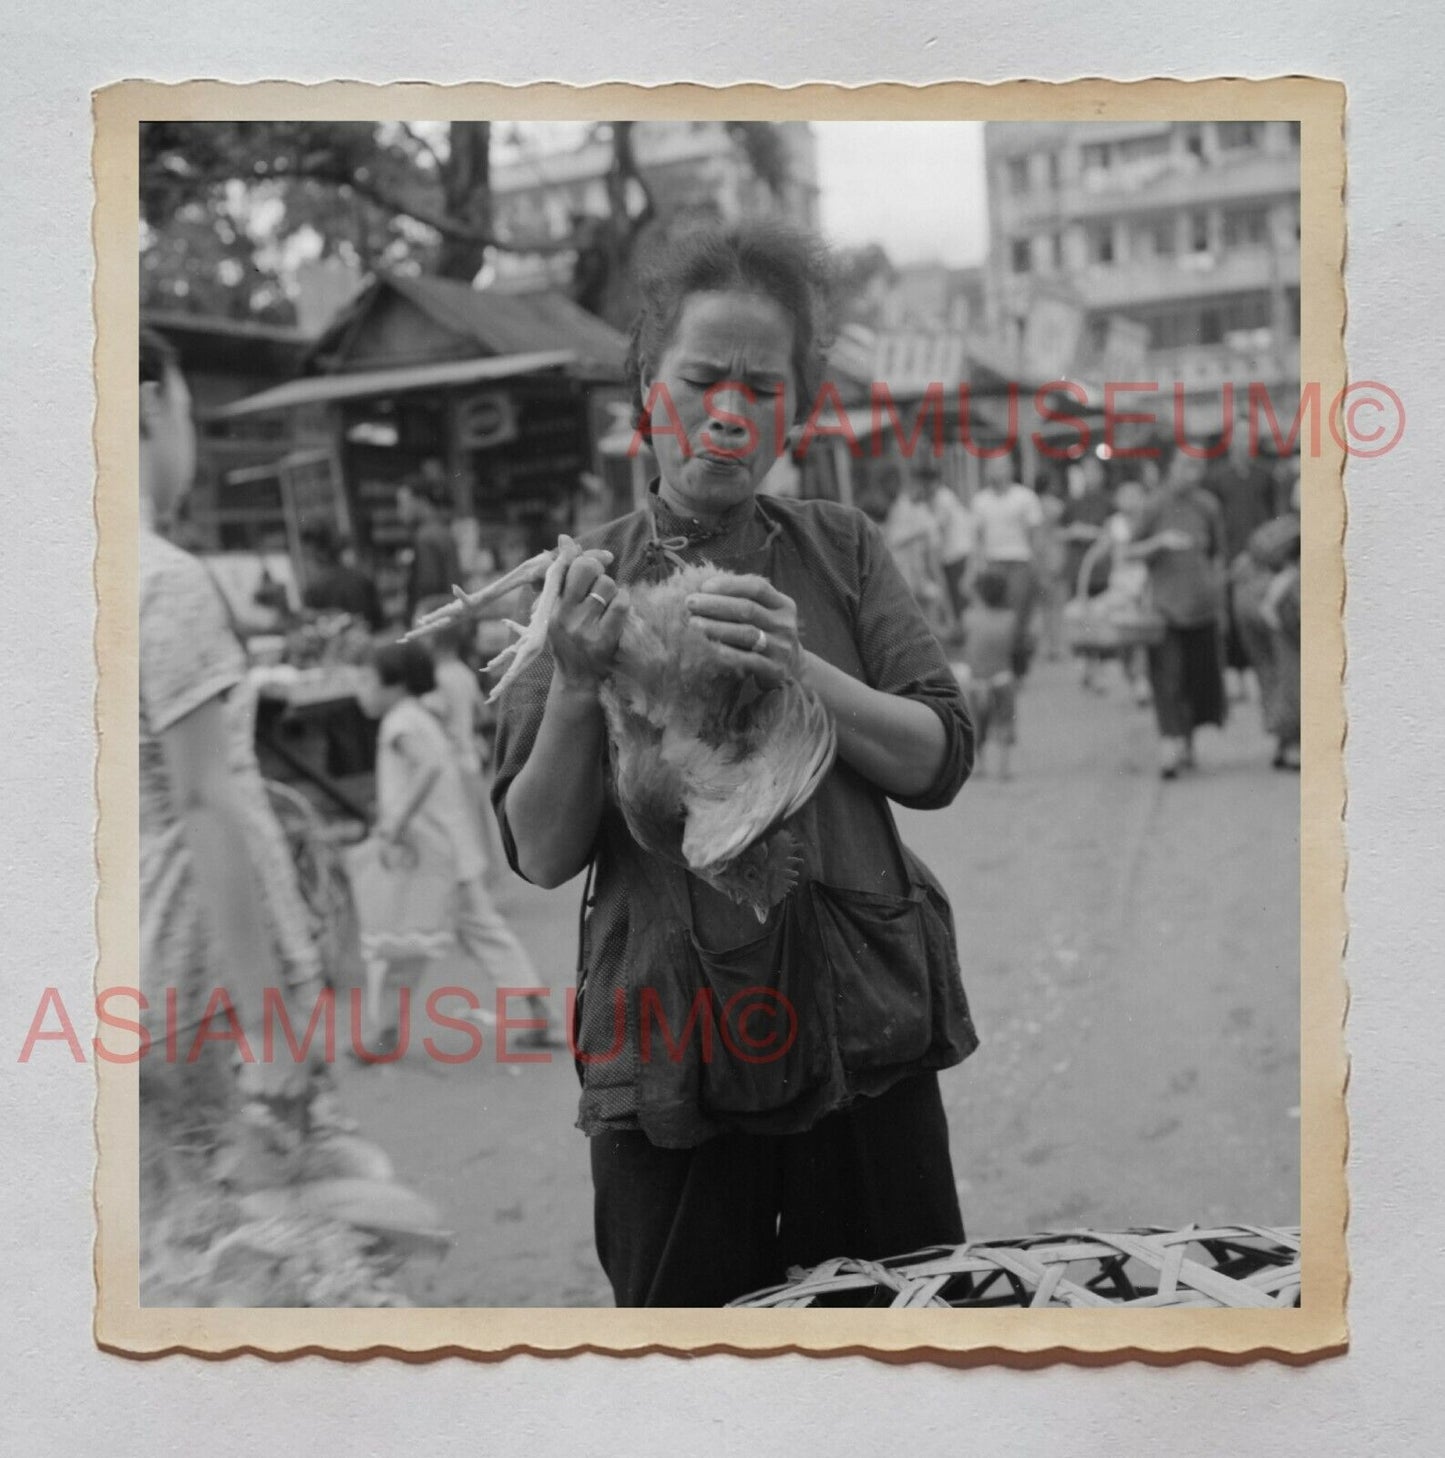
[97,84,1343,1344]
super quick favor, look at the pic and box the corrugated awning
[210,349,578,419]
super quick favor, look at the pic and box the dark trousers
[986,559,1038,677]
[590,1073,965,1307]
[1147,622,1227,739]
[942,557,970,619]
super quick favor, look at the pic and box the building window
[1006,156,1030,196]
[1288,121,1301,147]
[1221,294,1272,333]
[1010,237,1032,273]
[1050,232,1064,269]
[1134,216,1177,257]
[1221,205,1270,249]
[1046,151,1061,189]
[1145,309,1187,350]
[1080,141,1112,171]
[1117,132,1172,163]
[1189,210,1212,253]
[1144,296,1276,351]
[1216,120,1263,150]
[1085,223,1116,265]
[1183,124,1205,161]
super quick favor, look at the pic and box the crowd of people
[868,428,1302,782]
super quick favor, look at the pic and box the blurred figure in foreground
[139,329,312,1131]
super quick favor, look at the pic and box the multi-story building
[858,261,987,336]
[487,121,820,291]
[983,119,1301,431]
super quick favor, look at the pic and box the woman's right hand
[546,552,629,693]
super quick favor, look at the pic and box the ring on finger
[587,590,610,610]
[752,626,768,654]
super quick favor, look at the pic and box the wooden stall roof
[308,273,629,380]
[210,349,578,419]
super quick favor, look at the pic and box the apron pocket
[689,903,826,1116]
[811,881,932,1070]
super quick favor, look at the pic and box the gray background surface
[2,4,1438,1451]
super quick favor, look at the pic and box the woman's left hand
[685,575,802,688]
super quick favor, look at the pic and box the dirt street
[335,655,1299,1306]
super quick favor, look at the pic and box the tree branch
[155,155,579,259]
[398,123,447,176]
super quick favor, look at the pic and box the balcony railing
[1072,246,1300,310]
[1143,341,1300,393]
[996,150,1299,228]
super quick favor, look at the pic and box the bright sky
[491,120,991,270]
[813,122,989,267]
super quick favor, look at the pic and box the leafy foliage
[141,120,797,328]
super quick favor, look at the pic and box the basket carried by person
[728,1224,1301,1309]
[341,835,456,967]
[1062,537,1167,655]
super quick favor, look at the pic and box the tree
[140,120,794,328]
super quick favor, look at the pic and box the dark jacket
[492,490,978,1149]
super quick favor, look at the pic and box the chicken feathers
[599,562,836,920]
[405,544,837,921]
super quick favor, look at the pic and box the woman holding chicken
[491,221,979,1307]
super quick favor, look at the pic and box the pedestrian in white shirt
[968,455,1044,677]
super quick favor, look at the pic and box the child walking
[417,610,508,890]
[355,641,555,1053]
[958,570,1021,779]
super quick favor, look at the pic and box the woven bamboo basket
[728,1226,1301,1309]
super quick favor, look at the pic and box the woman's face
[642,289,795,519]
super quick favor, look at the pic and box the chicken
[599,562,836,919]
[404,537,836,920]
